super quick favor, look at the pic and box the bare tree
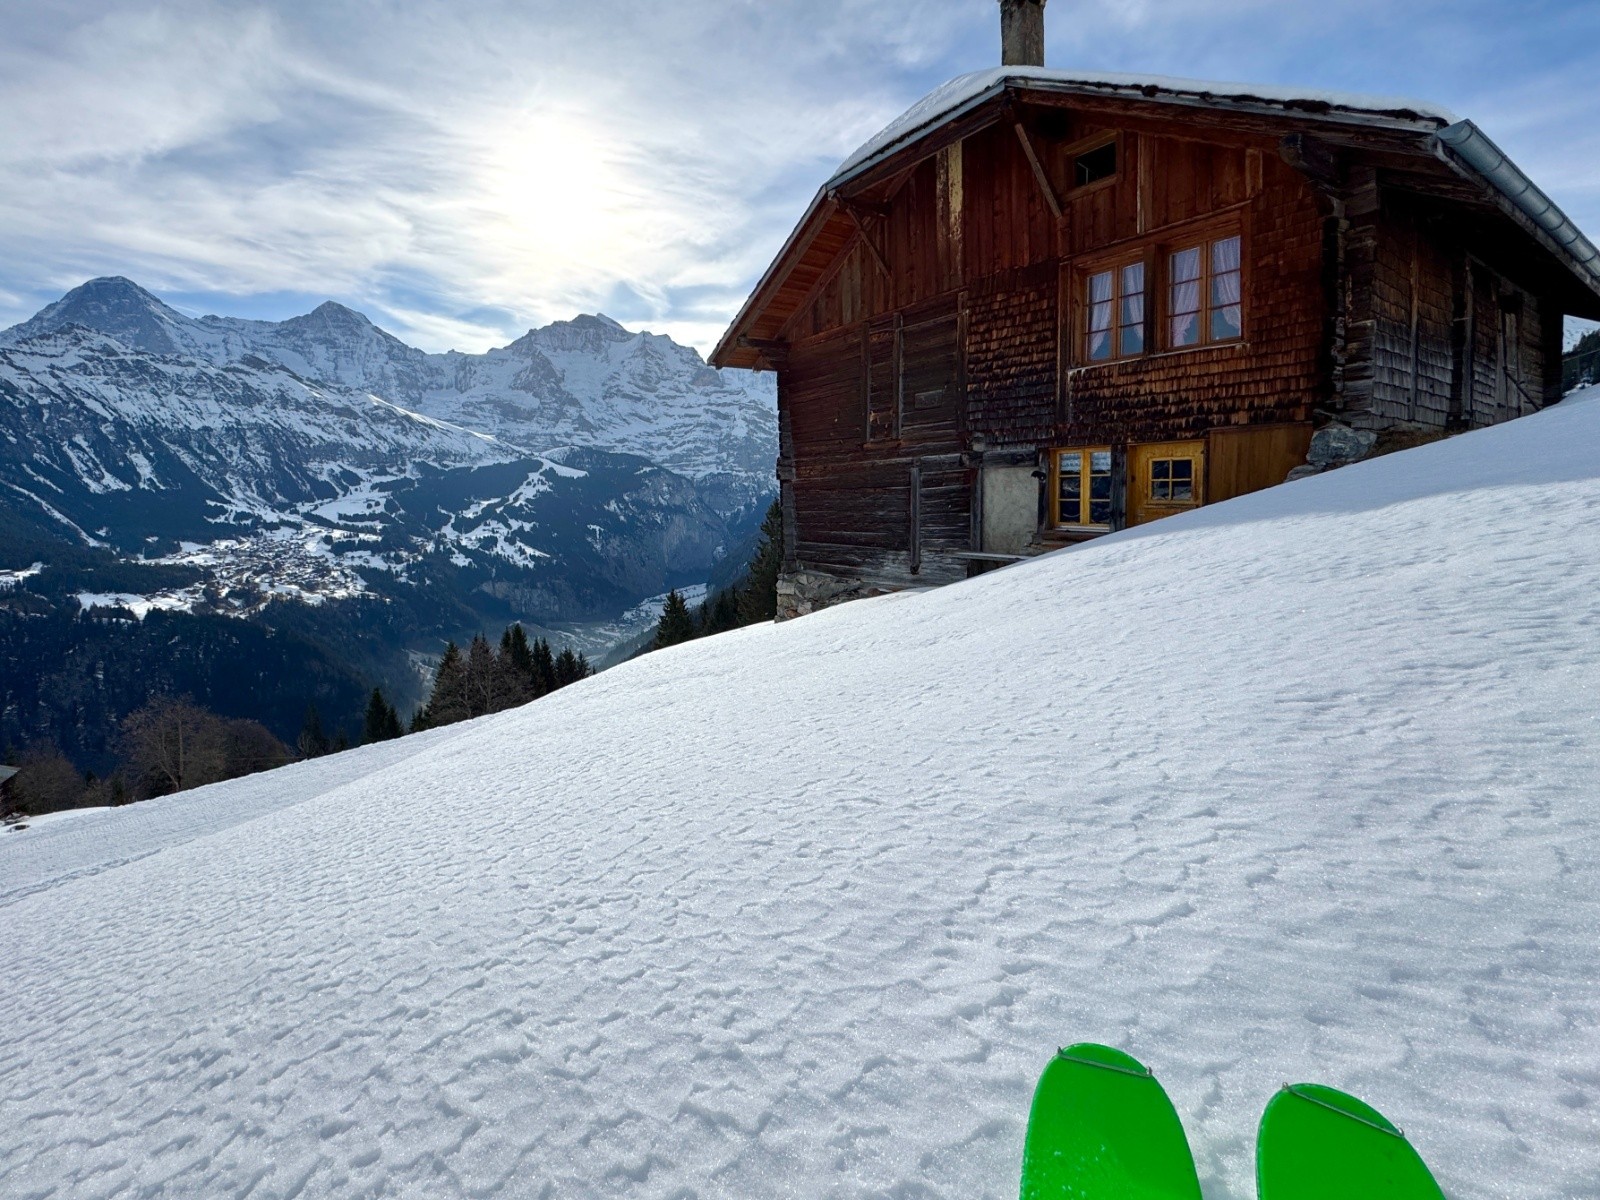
[120,697,224,797]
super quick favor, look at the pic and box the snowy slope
[6,391,1600,1199]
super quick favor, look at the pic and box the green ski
[1257,1083,1445,1200]
[1018,1043,1202,1200]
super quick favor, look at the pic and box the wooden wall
[1362,193,1553,431]
[774,97,1571,590]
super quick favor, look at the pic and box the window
[1168,233,1242,349]
[1085,260,1146,363]
[1147,457,1195,502]
[1054,448,1113,528]
[1073,140,1117,188]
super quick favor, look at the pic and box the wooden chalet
[712,0,1600,617]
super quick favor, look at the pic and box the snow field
[5,393,1600,1198]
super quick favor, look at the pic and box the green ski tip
[1019,1043,1201,1200]
[1257,1083,1445,1200]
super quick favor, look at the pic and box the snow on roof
[7,387,1600,1197]
[834,66,1457,182]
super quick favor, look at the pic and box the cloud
[1,0,1597,355]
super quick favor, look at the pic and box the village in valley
[2,2,1599,1198]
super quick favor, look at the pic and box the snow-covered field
[6,393,1600,1199]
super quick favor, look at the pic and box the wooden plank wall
[1368,201,1456,427]
[1364,194,1552,432]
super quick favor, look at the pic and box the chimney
[1000,0,1047,68]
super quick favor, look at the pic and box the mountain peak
[2,276,192,355]
[309,300,370,322]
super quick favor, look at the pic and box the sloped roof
[832,67,1456,186]
[713,70,1600,369]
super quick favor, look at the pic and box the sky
[2,0,1599,356]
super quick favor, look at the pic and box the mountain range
[0,277,777,762]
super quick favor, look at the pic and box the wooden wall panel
[1058,152,1324,446]
[1368,202,1460,428]
[1207,423,1313,503]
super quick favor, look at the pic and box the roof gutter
[1434,120,1600,299]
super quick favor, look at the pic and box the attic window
[1073,140,1117,189]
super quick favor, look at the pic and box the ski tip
[1054,1042,1153,1078]
[1258,1082,1446,1200]
[1271,1082,1402,1137]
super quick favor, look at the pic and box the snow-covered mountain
[1,277,778,490]
[0,279,780,626]
[0,321,740,621]
[6,386,1600,1199]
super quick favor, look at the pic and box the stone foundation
[1286,423,1379,482]
[775,570,893,621]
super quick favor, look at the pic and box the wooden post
[909,461,923,575]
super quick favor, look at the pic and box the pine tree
[531,637,556,698]
[463,634,501,718]
[499,624,535,704]
[553,647,591,688]
[654,590,697,649]
[737,500,783,625]
[697,588,741,636]
[421,641,470,729]
[297,704,330,760]
[502,624,535,679]
[364,688,403,743]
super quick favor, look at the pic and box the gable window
[1169,233,1243,348]
[1053,447,1113,529]
[1073,140,1117,188]
[1085,259,1146,363]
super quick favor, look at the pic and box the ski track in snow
[6,395,1600,1198]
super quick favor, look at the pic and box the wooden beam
[837,196,892,219]
[837,197,894,281]
[737,335,789,369]
[1011,119,1064,220]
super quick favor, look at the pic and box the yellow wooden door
[1128,440,1206,527]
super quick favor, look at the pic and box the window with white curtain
[1169,231,1243,349]
[1083,258,1146,364]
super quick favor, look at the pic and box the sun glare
[476,110,641,274]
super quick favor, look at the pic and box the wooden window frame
[1129,439,1206,527]
[1073,248,1151,367]
[1161,221,1246,352]
[1050,446,1114,531]
[1061,131,1121,198]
